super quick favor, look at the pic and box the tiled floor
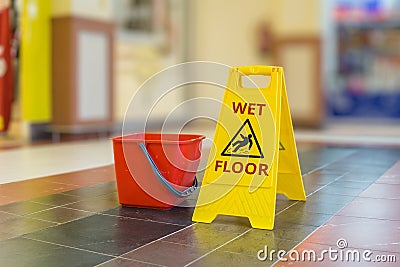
[0,143,399,266]
[275,161,400,266]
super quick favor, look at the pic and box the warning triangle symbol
[279,142,285,150]
[221,119,264,158]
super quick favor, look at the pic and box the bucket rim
[111,132,206,144]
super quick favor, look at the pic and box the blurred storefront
[325,0,400,119]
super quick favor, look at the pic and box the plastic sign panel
[192,66,306,230]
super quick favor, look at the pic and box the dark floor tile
[338,197,400,220]
[261,221,317,241]
[275,209,333,227]
[64,192,120,213]
[103,206,194,226]
[306,192,356,205]
[26,207,94,224]
[286,201,345,215]
[162,223,240,250]
[0,237,112,267]
[0,201,52,216]
[317,185,366,197]
[221,228,302,258]
[123,240,204,266]
[327,163,390,174]
[303,183,324,195]
[324,167,386,177]
[61,181,117,198]
[338,172,383,182]
[305,168,349,176]
[275,199,297,213]
[190,250,271,267]
[299,147,356,174]
[204,215,253,233]
[0,216,56,241]
[30,193,82,206]
[24,214,185,256]
[302,172,342,186]
[327,148,398,166]
[329,180,374,189]
[353,165,390,175]
[97,257,161,267]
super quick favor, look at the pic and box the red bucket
[112,133,205,209]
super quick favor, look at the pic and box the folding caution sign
[192,65,306,230]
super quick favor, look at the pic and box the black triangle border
[221,118,264,158]
[279,142,285,150]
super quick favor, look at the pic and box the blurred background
[1,0,400,147]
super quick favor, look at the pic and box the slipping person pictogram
[232,134,253,152]
[221,119,264,158]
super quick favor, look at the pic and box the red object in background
[0,6,14,133]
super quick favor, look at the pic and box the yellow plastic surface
[192,66,306,230]
[20,0,51,122]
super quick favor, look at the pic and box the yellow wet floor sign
[192,66,306,230]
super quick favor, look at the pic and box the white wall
[273,0,321,37]
[189,0,271,66]
[185,0,322,123]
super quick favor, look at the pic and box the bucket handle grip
[139,143,198,198]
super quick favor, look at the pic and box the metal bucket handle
[139,143,198,198]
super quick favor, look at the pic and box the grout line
[23,204,70,216]
[0,210,61,225]
[59,191,117,198]
[99,212,188,227]
[27,200,84,214]
[25,217,61,225]
[324,216,400,226]
[115,256,168,267]
[270,216,344,265]
[160,240,199,248]
[274,201,300,216]
[22,236,117,258]
[56,206,97,215]
[269,175,355,265]
[274,172,350,219]
[119,223,197,257]
[302,163,332,176]
[0,210,26,218]
[305,172,350,198]
[271,168,391,266]
[184,228,252,266]
[58,206,117,214]
[29,199,82,206]
[95,256,166,267]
